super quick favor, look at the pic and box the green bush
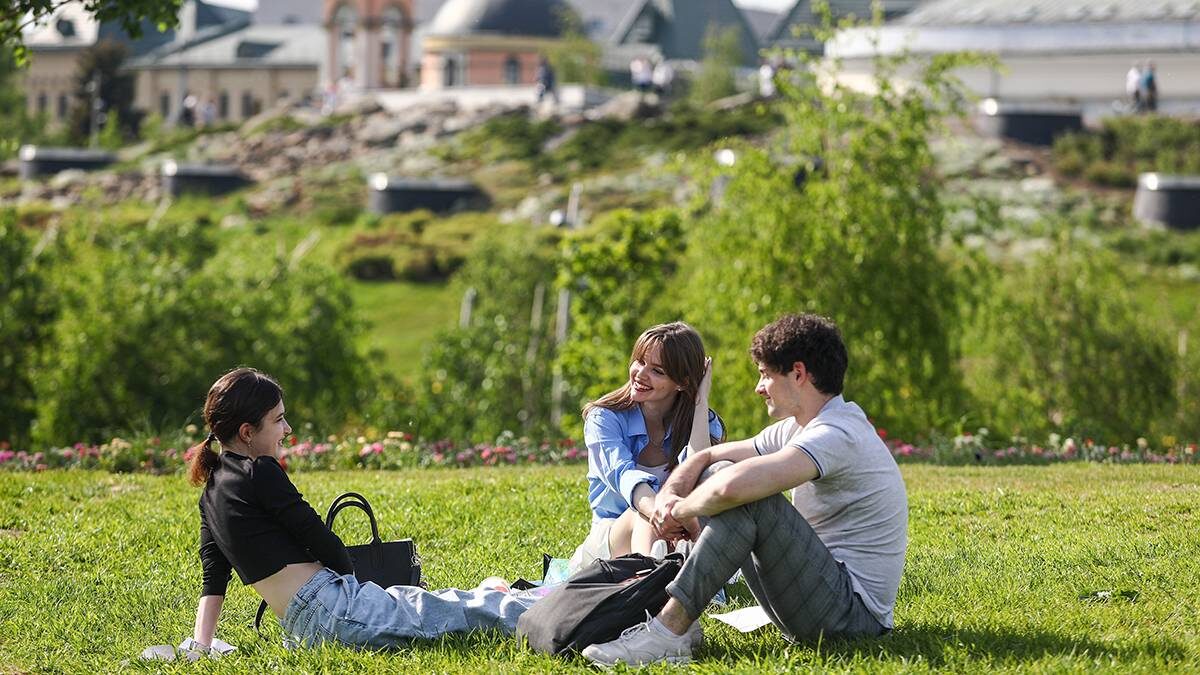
[964,238,1177,441]
[1052,116,1200,187]
[0,213,58,446]
[23,214,379,445]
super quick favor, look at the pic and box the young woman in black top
[183,368,532,655]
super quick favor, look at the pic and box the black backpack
[517,553,684,656]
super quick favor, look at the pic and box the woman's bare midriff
[252,562,325,620]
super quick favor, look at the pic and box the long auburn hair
[583,322,723,467]
[186,367,284,486]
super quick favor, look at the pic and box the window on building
[218,91,229,119]
[36,92,47,115]
[57,94,68,119]
[277,90,289,102]
[443,56,459,87]
[241,91,261,118]
[159,92,170,118]
[504,55,520,85]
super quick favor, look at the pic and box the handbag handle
[324,492,383,543]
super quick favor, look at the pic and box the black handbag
[323,491,422,588]
[254,491,422,635]
[516,552,685,655]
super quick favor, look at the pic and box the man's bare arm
[659,439,758,500]
[672,445,819,520]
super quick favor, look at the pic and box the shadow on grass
[702,620,1188,667]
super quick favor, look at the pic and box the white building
[826,0,1200,122]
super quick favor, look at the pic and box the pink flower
[372,442,384,455]
[877,428,888,440]
[432,452,445,464]
[0,450,14,463]
[359,445,372,457]
[481,448,493,460]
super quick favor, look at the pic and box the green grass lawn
[349,279,459,377]
[2,464,1198,673]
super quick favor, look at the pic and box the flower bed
[0,428,1195,474]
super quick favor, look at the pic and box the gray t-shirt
[752,395,908,627]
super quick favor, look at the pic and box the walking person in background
[535,56,558,106]
[1125,62,1142,112]
[631,56,653,94]
[758,59,777,99]
[652,60,675,97]
[568,322,725,574]
[177,368,533,658]
[584,314,907,666]
[1141,62,1158,112]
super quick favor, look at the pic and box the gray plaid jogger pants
[665,491,886,642]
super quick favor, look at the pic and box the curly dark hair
[750,314,847,395]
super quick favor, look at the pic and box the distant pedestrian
[536,57,558,105]
[651,60,674,96]
[758,60,776,99]
[180,92,197,127]
[630,57,652,94]
[1125,63,1142,111]
[1141,62,1158,112]
[200,98,217,127]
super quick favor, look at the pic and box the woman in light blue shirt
[568,322,725,572]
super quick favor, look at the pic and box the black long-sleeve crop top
[198,450,353,597]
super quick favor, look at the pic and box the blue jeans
[281,569,537,649]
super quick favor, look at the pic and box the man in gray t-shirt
[584,313,908,667]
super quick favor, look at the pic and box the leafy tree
[688,24,742,106]
[678,48,992,439]
[68,40,137,145]
[0,49,41,158]
[3,0,181,64]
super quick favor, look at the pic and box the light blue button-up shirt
[584,405,725,521]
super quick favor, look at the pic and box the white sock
[650,617,688,640]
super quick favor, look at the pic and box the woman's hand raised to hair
[696,357,712,406]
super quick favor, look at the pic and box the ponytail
[188,432,221,486]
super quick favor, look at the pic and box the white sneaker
[581,615,693,666]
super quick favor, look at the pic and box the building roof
[128,24,325,68]
[253,0,325,25]
[741,7,783,45]
[898,0,1200,26]
[828,0,1200,58]
[765,0,921,51]
[427,0,575,37]
[612,0,761,63]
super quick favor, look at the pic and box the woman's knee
[698,460,734,483]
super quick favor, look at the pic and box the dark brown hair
[187,368,283,486]
[750,313,847,395]
[583,322,723,467]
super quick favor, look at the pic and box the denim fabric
[585,406,725,520]
[281,569,537,649]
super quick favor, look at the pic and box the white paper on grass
[708,605,773,632]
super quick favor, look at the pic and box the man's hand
[651,495,685,540]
